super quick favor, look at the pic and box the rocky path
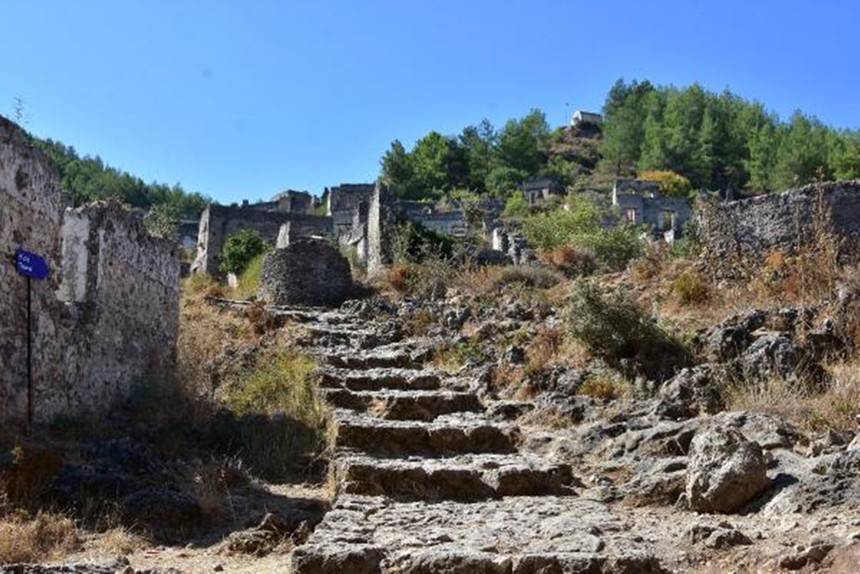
[287,308,668,574]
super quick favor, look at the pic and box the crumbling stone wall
[192,203,331,274]
[699,180,860,272]
[0,116,179,424]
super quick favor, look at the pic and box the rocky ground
[5,290,860,573]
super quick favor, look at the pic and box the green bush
[391,221,454,264]
[220,230,269,275]
[523,195,643,272]
[568,282,690,382]
[503,191,529,218]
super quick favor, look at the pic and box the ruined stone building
[191,197,332,275]
[520,177,563,206]
[326,183,376,239]
[612,179,692,240]
[0,116,179,424]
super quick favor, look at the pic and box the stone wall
[192,203,331,275]
[327,183,375,239]
[699,180,860,271]
[0,116,179,424]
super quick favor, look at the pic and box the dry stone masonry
[698,180,860,273]
[261,239,355,307]
[0,116,179,424]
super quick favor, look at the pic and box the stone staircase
[289,309,667,573]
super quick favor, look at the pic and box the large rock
[261,239,355,307]
[686,427,770,513]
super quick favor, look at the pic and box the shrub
[220,230,269,275]
[672,271,710,305]
[545,245,597,277]
[523,195,643,272]
[383,258,452,300]
[491,266,563,290]
[391,221,454,265]
[568,282,690,381]
[503,191,529,218]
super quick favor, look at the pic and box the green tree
[774,111,830,188]
[220,230,269,275]
[497,109,550,177]
[144,203,180,240]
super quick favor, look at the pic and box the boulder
[686,427,770,513]
[261,239,355,307]
[655,365,722,419]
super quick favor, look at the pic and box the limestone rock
[686,427,770,513]
[261,239,354,307]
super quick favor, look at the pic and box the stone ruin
[191,199,332,275]
[0,116,179,424]
[191,182,504,278]
[698,179,860,273]
[261,239,355,307]
[611,179,693,241]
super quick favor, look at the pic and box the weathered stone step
[324,345,429,370]
[335,453,577,501]
[300,325,403,349]
[290,495,666,573]
[320,388,483,421]
[319,368,442,392]
[332,410,519,457]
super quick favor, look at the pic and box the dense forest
[380,79,860,201]
[34,138,209,220]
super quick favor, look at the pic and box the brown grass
[726,360,860,433]
[0,511,80,563]
[579,375,628,402]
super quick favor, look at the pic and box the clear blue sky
[3,1,859,205]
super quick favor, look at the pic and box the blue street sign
[15,249,50,281]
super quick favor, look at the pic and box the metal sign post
[14,248,50,428]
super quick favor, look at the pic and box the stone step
[300,326,403,349]
[290,495,666,574]
[324,347,427,370]
[319,368,442,392]
[320,389,483,421]
[332,410,519,457]
[334,453,577,501]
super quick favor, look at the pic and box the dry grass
[578,374,629,402]
[726,360,860,433]
[0,511,80,564]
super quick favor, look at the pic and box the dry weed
[727,361,860,433]
[0,511,80,564]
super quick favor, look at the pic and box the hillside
[379,79,860,202]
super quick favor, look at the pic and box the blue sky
[2,1,859,204]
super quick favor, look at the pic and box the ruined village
[2,98,860,573]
